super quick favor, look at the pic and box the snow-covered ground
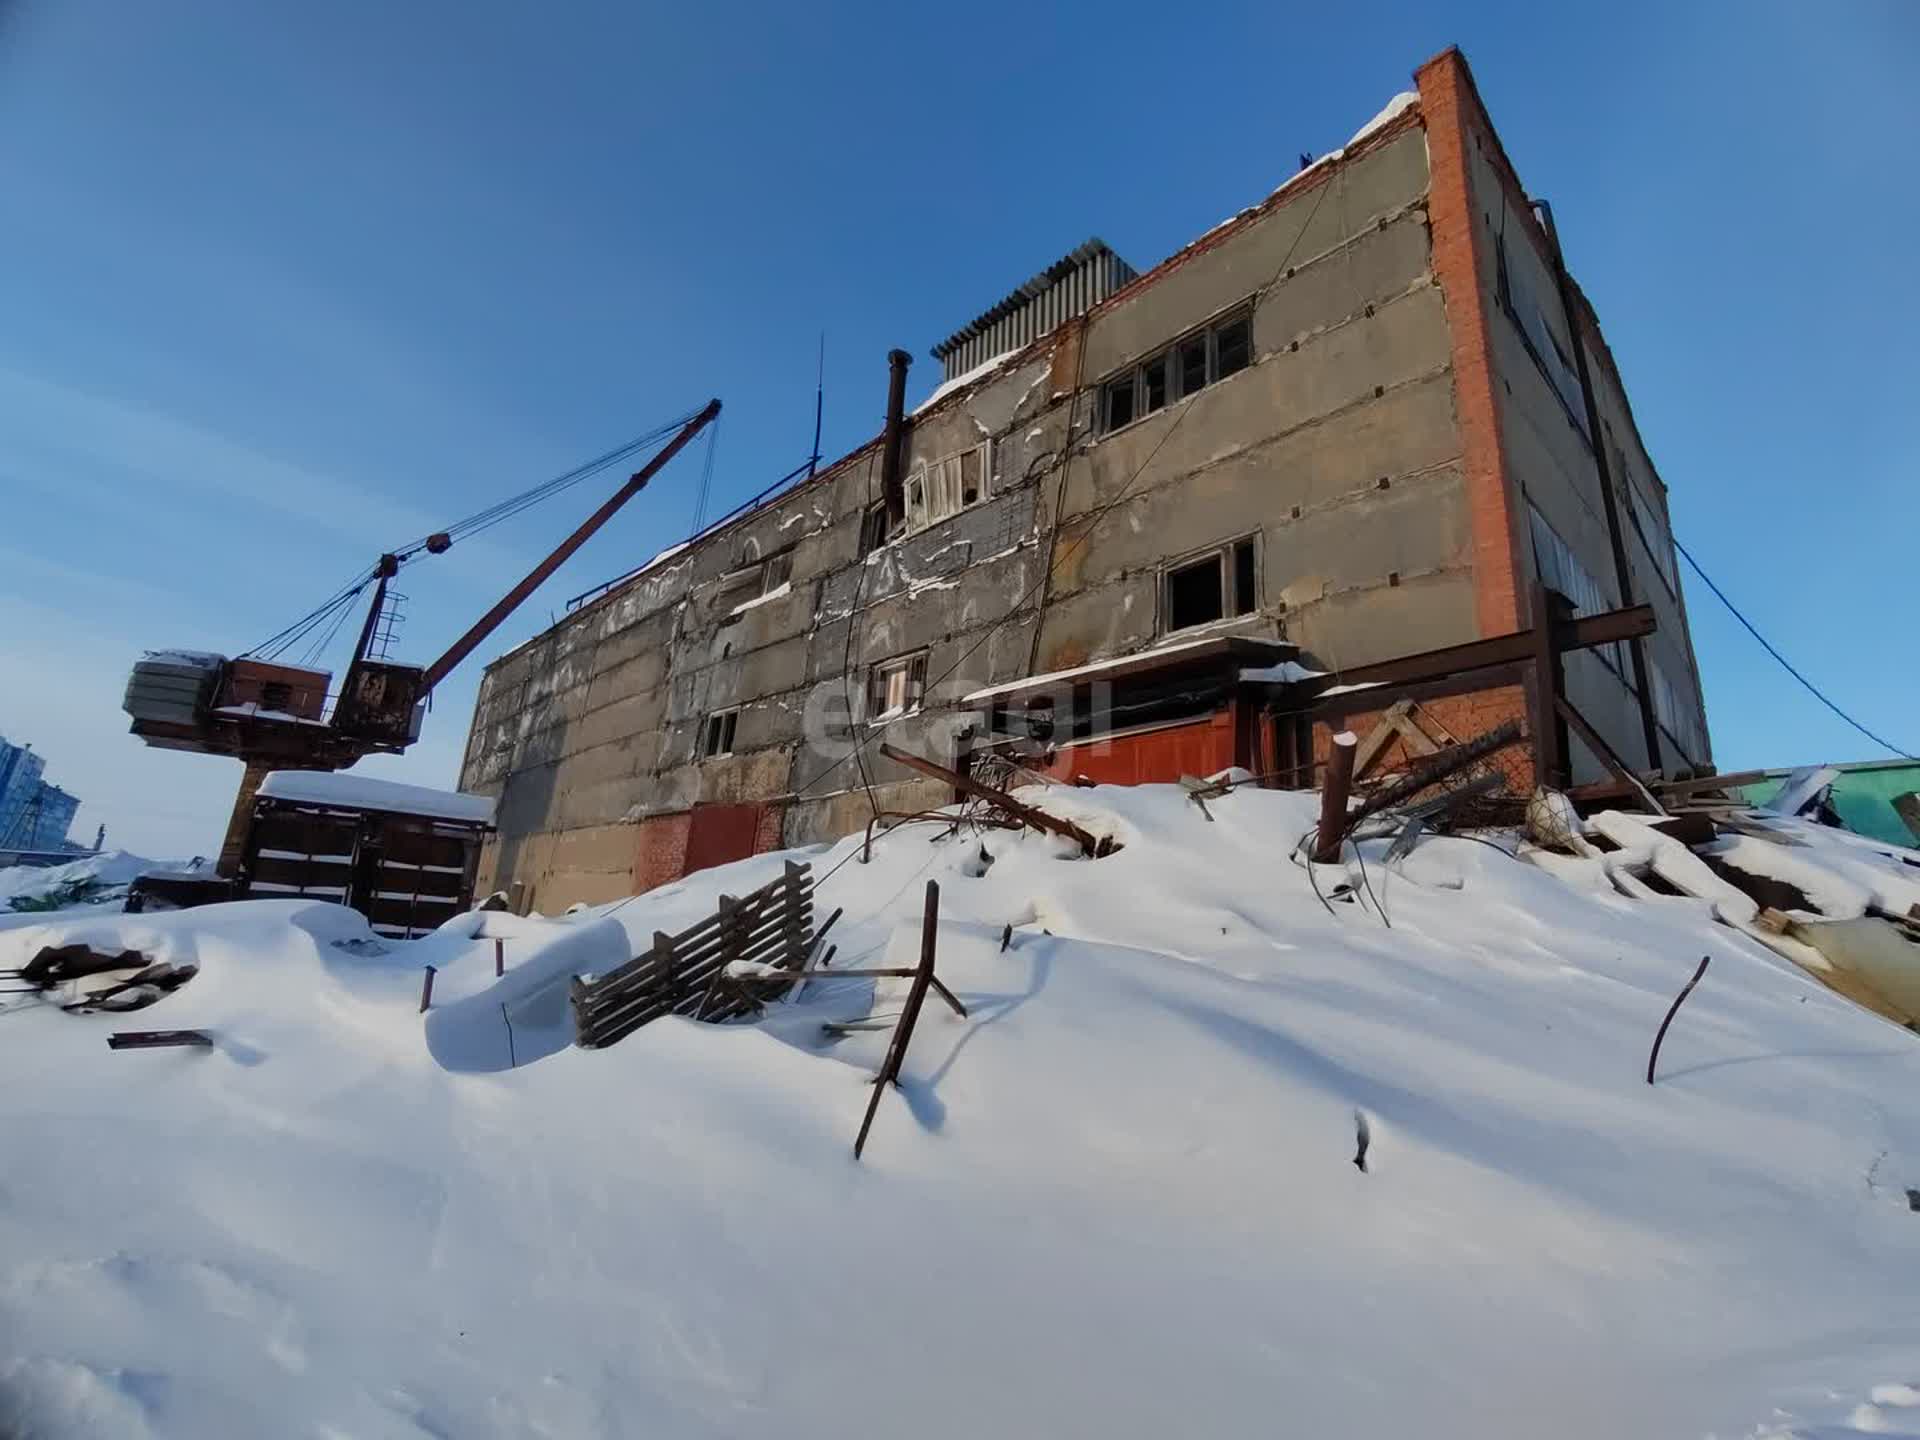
[0,851,172,926]
[3,783,1919,1438]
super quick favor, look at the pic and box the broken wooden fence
[571,860,815,1049]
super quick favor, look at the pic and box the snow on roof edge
[259,771,496,825]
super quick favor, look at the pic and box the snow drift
[2,782,1918,1438]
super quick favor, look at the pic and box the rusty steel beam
[1324,603,1656,694]
[420,399,720,693]
[878,742,1099,856]
[1312,731,1357,863]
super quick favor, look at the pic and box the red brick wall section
[1312,682,1534,794]
[1416,47,1528,640]
[630,812,692,896]
[752,802,785,857]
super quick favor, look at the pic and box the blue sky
[1,0,1913,858]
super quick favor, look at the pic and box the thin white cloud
[0,364,445,548]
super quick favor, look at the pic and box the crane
[123,400,720,872]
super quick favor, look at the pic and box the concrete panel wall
[460,111,1471,904]
[466,93,1718,903]
[1460,109,1711,779]
[1038,126,1470,679]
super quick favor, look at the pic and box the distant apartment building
[0,736,84,852]
[459,47,1712,910]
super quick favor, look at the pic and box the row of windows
[1495,233,1591,445]
[1649,660,1707,767]
[1528,505,1626,673]
[1533,504,1708,767]
[1101,310,1252,434]
[1613,441,1678,600]
[858,442,994,557]
[699,651,931,760]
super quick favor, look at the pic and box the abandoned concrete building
[458,47,1713,910]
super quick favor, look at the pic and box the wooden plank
[107,1030,213,1050]
[880,743,1098,855]
[1389,710,1441,758]
[369,863,467,899]
[1650,769,1769,797]
[247,854,353,888]
[1554,697,1667,816]
[1346,718,1525,830]
[1350,700,1412,780]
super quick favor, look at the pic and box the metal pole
[1312,732,1357,863]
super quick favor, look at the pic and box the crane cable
[239,406,706,661]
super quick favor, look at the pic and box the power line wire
[1672,534,1915,761]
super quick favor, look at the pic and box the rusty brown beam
[1312,731,1357,863]
[879,742,1099,856]
[1326,603,1656,693]
[421,399,721,693]
[1555,696,1666,815]
[855,880,942,1159]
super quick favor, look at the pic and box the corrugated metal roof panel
[931,238,1138,380]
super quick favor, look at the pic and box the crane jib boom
[419,399,720,694]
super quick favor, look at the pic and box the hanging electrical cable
[1673,534,1915,760]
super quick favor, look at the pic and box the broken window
[904,468,928,531]
[897,442,991,538]
[958,445,983,507]
[718,549,793,612]
[1163,536,1259,634]
[1233,537,1258,614]
[859,501,890,558]
[866,651,928,721]
[701,708,739,758]
[1167,556,1225,631]
[1099,305,1256,434]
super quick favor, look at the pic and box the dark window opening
[958,446,983,506]
[1177,335,1209,398]
[1140,353,1168,415]
[261,682,292,712]
[1232,538,1257,615]
[1098,306,1255,433]
[701,709,739,758]
[1213,314,1251,379]
[1167,555,1225,632]
[858,502,889,558]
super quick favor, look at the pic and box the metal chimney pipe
[879,348,912,529]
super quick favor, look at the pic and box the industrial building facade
[0,736,82,854]
[459,48,1712,910]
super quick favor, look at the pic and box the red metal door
[683,803,763,876]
